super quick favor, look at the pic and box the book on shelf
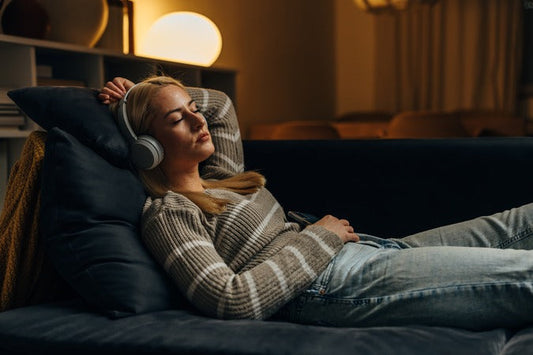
[0,107,20,116]
[0,115,25,127]
[0,107,26,127]
[0,95,27,127]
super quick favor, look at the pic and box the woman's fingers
[103,82,125,99]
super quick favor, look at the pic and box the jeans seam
[308,281,533,305]
[496,226,533,249]
[318,257,336,292]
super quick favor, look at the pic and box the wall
[133,0,337,138]
[334,0,377,115]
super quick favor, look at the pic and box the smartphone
[287,211,320,226]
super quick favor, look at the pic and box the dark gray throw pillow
[8,86,185,318]
[8,86,129,167]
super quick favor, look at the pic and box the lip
[196,131,210,143]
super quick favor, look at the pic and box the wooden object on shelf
[96,0,134,54]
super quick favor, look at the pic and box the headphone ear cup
[131,135,164,170]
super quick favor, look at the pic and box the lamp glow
[139,12,222,67]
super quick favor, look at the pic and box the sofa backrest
[243,138,533,238]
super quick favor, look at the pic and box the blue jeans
[278,203,533,330]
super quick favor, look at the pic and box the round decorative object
[1,0,51,39]
[140,12,222,67]
[40,0,108,47]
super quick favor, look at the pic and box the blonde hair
[111,76,265,214]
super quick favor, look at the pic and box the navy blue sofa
[1,137,533,354]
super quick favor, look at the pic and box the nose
[189,111,206,130]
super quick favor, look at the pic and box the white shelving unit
[0,33,236,208]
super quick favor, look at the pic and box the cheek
[152,126,186,152]
[161,135,187,155]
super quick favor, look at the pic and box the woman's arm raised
[187,87,244,179]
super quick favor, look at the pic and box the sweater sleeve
[142,194,344,320]
[186,87,244,179]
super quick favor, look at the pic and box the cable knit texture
[0,131,54,311]
[142,89,343,319]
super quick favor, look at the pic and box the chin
[206,142,215,154]
[200,144,215,161]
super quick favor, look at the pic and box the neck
[163,164,204,193]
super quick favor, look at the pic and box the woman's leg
[285,242,533,330]
[394,203,533,250]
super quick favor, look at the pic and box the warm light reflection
[139,12,222,67]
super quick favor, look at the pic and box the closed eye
[190,101,202,114]
[164,100,201,123]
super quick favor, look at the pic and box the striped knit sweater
[141,88,344,320]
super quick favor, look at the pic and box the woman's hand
[98,77,135,104]
[313,215,360,244]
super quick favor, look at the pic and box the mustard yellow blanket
[0,131,64,311]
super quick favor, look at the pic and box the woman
[100,76,533,330]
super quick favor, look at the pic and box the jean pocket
[306,256,337,295]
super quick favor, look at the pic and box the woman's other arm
[141,193,346,321]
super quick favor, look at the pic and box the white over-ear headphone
[117,84,164,170]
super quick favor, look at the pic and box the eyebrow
[163,99,196,120]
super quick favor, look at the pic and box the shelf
[0,33,124,56]
[0,34,237,209]
[0,129,33,138]
[0,33,237,89]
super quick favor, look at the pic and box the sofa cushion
[7,86,184,318]
[0,299,510,355]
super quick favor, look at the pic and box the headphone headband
[117,83,139,143]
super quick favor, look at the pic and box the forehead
[152,85,191,108]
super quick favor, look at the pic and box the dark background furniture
[1,137,533,354]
